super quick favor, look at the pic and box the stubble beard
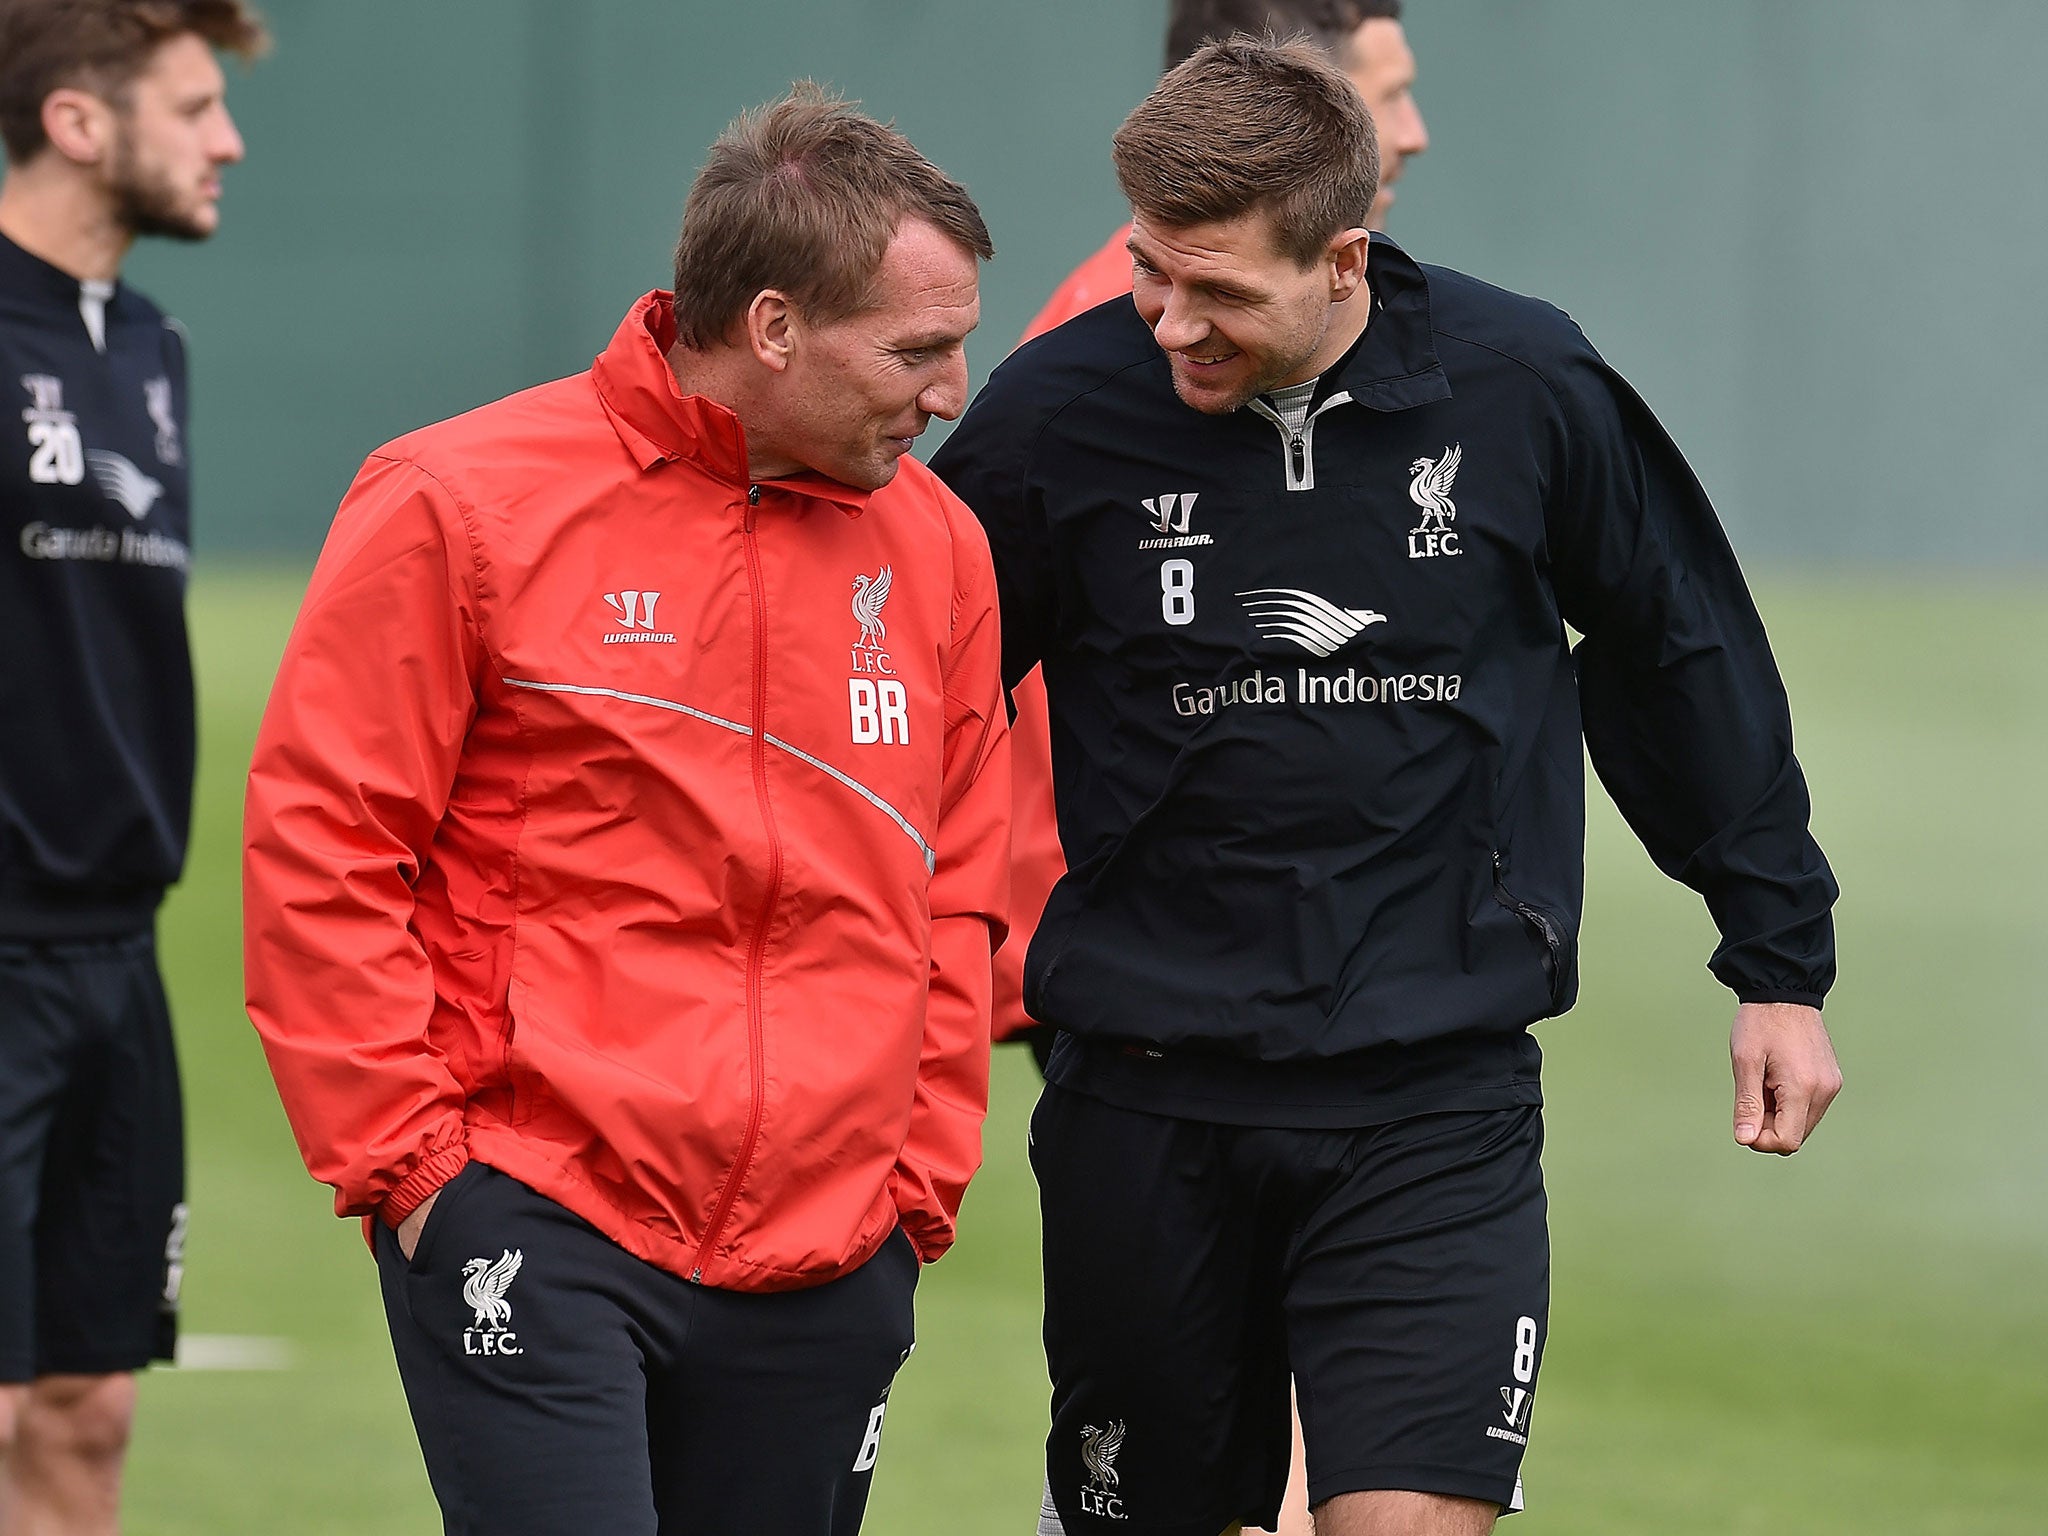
[107,133,214,243]
[1169,327,1327,417]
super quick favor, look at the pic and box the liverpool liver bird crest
[1081,1420,1125,1490]
[462,1249,522,1330]
[1408,443,1462,532]
[851,565,892,649]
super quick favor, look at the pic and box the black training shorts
[1032,1086,1548,1534]
[0,933,186,1381]
[376,1163,920,1536]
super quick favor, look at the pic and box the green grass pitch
[127,567,2047,1532]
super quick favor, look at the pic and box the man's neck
[664,341,806,482]
[0,167,131,284]
[1285,284,1372,390]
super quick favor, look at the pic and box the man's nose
[1150,288,1209,353]
[213,107,246,164]
[1393,97,1428,158]
[921,350,971,422]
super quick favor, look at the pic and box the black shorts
[1032,1086,1548,1534]
[0,932,186,1381]
[376,1163,920,1536]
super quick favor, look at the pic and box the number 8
[1512,1316,1537,1383]
[1160,559,1195,626]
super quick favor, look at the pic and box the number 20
[1160,559,1195,626]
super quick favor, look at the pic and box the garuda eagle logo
[87,450,163,520]
[1237,587,1389,658]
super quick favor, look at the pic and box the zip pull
[1289,435,1306,481]
[745,484,761,530]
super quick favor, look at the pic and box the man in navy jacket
[0,4,263,1529]
[933,36,1840,1536]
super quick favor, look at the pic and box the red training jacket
[244,293,1010,1291]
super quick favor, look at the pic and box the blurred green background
[33,0,2040,1528]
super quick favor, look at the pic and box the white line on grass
[173,1334,296,1370]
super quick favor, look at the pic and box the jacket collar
[1323,233,1453,413]
[0,227,118,310]
[591,292,871,517]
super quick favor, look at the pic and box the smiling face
[1341,18,1426,229]
[1128,208,1370,415]
[101,33,245,241]
[750,216,981,491]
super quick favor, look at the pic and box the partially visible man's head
[1115,36,1377,414]
[1164,0,1424,228]
[672,86,993,491]
[0,0,266,240]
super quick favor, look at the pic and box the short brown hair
[0,0,269,162]
[1164,0,1402,71]
[1113,34,1379,267]
[672,84,994,351]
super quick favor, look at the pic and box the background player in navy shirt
[0,4,264,1530]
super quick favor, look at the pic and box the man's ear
[40,87,117,167]
[744,291,796,373]
[1326,227,1372,301]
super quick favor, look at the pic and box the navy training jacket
[0,231,195,939]
[931,235,1836,1122]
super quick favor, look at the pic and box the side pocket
[1491,851,1572,1015]
[406,1161,487,1274]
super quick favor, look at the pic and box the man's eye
[899,348,932,365]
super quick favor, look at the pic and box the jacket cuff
[377,1141,471,1228]
[893,1206,949,1264]
[1732,987,1826,1009]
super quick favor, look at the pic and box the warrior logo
[601,589,675,644]
[852,565,892,650]
[1407,443,1465,559]
[144,376,182,465]
[1078,1420,1128,1520]
[1500,1386,1531,1430]
[461,1249,525,1356]
[88,450,163,519]
[1138,492,1213,550]
[1238,588,1388,658]
[1142,493,1197,536]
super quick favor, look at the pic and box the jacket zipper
[1246,391,1356,492]
[1492,850,1563,1003]
[691,485,781,1281]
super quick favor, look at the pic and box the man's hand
[1730,1002,1842,1154]
[395,1187,441,1261]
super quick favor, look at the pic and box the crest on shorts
[1081,1420,1124,1490]
[1077,1419,1129,1519]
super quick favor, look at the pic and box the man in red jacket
[243,87,1009,1536]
